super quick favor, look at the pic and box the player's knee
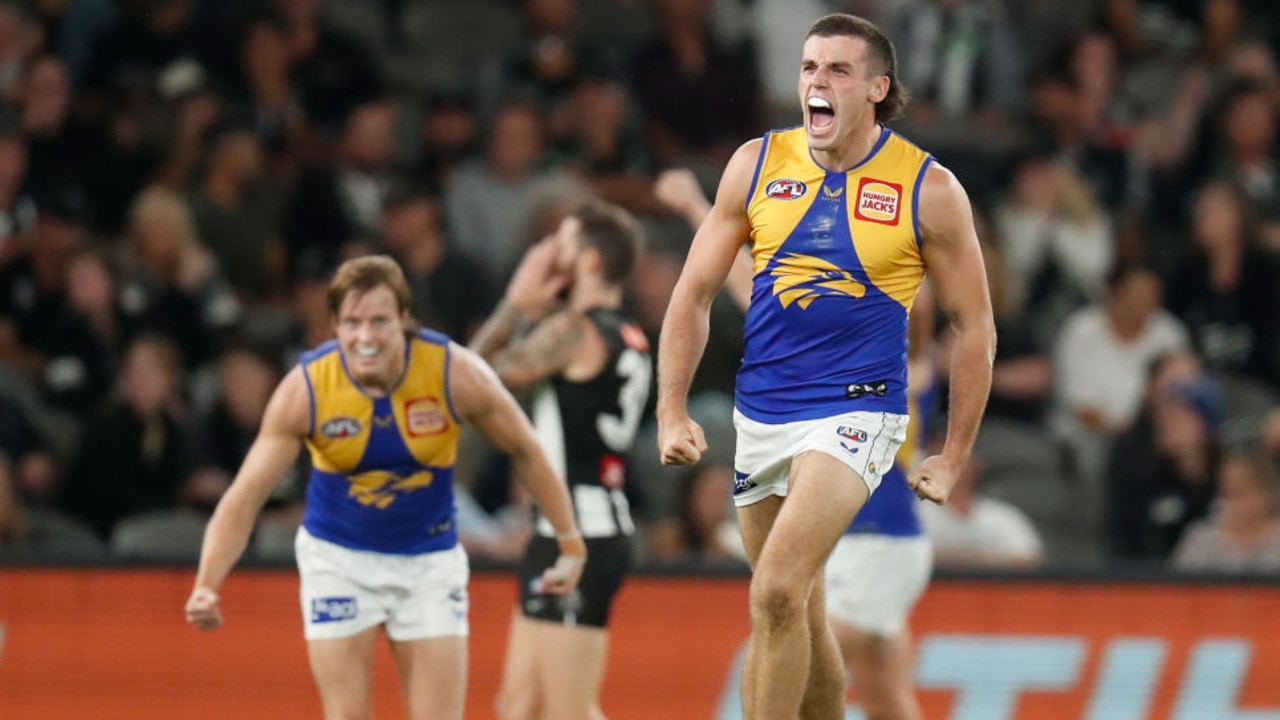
[495,685,537,720]
[749,578,806,633]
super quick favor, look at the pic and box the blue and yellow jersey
[299,329,461,554]
[737,126,934,422]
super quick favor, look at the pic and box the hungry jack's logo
[769,253,866,309]
[854,178,902,225]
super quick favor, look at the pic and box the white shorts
[825,534,932,636]
[295,527,470,641]
[732,409,909,507]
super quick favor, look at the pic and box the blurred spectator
[20,55,92,209]
[271,0,383,138]
[0,174,85,379]
[1166,181,1280,391]
[380,186,494,342]
[0,451,102,555]
[81,0,232,107]
[937,220,1054,427]
[994,154,1114,335]
[444,99,565,283]
[415,91,480,194]
[0,3,31,104]
[891,0,1025,135]
[119,186,239,368]
[1053,262,1189,529]
[189,127,285,305]
[1108,353,1222,560]
[1171,451,1280,574]
[286,99,399,279]
[1207,80,1280,226]
[36,245,131,414]
[648,461,747,564]
[0,130,35,257]
[627,0,760,171]
[0,393,59,507]
[919,451,1045,569]
[59,333,194,539]
[231,15,309,161]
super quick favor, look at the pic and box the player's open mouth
[807,97,835,132]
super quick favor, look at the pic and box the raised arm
[448,344,586,594]
[910,164,997,504]
[656,139,760,465]
[186,367,309,629]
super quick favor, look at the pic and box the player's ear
[868,75,889,104]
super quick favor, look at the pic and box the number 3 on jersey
[597,348,651,452]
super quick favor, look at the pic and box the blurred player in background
[185,255,586,720]
[471,199,650,720]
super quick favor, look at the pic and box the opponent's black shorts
[517,535,633,629]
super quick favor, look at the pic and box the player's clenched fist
[185,586,223,631]
[907,455,960,504]
[657,415,708,466]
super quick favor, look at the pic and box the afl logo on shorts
[837,426,868,443]
[854,178,902,225]
[320,416,362,438]
[405,397,447,437]
[766,178,807,200]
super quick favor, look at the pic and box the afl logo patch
[765,178,808,200]
[405,397,447,437]
[320,416,362,438]
[854,178,902,225]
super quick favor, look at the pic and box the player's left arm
[448,343,586,593]
[911,164,997,503]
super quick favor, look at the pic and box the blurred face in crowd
[121,338,179,419]
[1218,456,1279,529]
[488,104,544,180]
[1109,268,1161,334]
[216,131,264,184]
[131,193,192,275]
[344,103,399,172]
[22,56,71,132]
[333,285,409,391]
[220,350,278,428]
[687,464,733,541]
[383,197,443,252]
[65,252,116,315]
[0,136,27,194]
[1223,90,1275,156]
[1192,183,1244,253]
[526,0,576,34]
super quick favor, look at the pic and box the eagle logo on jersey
[347,469,435,508]
[769,253,866,309]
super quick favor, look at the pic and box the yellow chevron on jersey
[745,126,930,311]
[302,334,460,475]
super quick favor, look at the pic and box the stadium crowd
[0,0,1278,573]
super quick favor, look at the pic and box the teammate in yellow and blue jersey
[657,13,995,720]
[185,255,586,720]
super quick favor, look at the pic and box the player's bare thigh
[308,627,379,720]
[390,634,467,720]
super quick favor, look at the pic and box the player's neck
[569,276,621,313]
[811,120,883,172]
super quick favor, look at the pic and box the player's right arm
[448,344,586,595]
[656,139,760,466]
[186,367,308,630]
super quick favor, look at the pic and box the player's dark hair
[327,255,413,318]
[807,13,909,123]
[572,199,644,284]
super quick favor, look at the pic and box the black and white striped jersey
[532,308,651,539]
